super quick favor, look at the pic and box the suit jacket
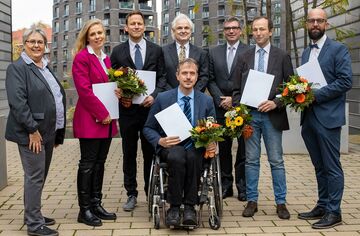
[232,45,294,131]
[208,42,250,118]
[72,47,118,138]
[301,37,352,128]
[162,42,208,92]
[5,57,66,145]
[110,39,167,116]
[143,88,216,153]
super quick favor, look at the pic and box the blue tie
[257,48,265,72]
[309,43,319,49]
[134,44,143,70]
[181,96,193,150]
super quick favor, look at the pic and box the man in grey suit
[298,8,352,229]
[232,16,293,219]
[162,13,208,92]
[208,16,249,201]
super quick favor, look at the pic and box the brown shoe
[242,201,258,217]
[277,204,290,219]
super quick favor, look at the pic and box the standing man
[232,16,293,219]
[298,8,352,229]
[110,10,166,212]
[208,16,249,201]
[162,13,208,92]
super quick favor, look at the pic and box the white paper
[154,103,192,142]
[92,82,119,119]
[240,69,275,108]
[296,59,327,88]
[132,70,156,104]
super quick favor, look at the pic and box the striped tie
[182,96,193,150]
[257,48,265,72]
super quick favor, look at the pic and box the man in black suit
[162,13,208,92]
[110,10,166,212]
[232,16,293,219]
[208,16,249,201]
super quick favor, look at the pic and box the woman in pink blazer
[72,19,119,227]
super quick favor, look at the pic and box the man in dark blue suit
[143,58,216,227]
[298,8,352,229]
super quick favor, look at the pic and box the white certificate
[296,59,327,88]
[92,82,119,119]
[132,70,156,104]
[154,103,192,142]
[240,69,275,108]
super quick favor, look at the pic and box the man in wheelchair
[143,58,216,227]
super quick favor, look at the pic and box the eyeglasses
[306,18,327,24]
[224,26,241,31]
[25,40,45,46]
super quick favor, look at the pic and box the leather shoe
[123,195,137,212]
[312,212,342,229]
[242,201,258,217]
[222,188,233,199]
[44,217,55,226]
[77,209,102,226]
[182,205,197,226]
[27,226,58,236]
[166,206,180,227]
[298,205,326,220]
[277,204,290,219]
[92,205,117,220]
[238,192,246,201]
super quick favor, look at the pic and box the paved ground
[1,138,360,236]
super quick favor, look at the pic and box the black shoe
[27,226,59,236]
[44,217,55,226]
[183,205,197,226]
[312,212,342,229]
[298,205,326,220]
[237,192,246,201]
[242,201,258,217]
[77,209,102,226]
[222,188,233,199]
[166,206,180,227]
[123,196,137,212]
[92,205,117,220]
[277,204,290,219]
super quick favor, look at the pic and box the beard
[308,28,325,41]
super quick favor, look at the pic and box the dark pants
[301,109,344,215]
[160,146,203,206]
[119,113,154,197]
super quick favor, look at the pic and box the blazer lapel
[266,45,277,74]
[143,40,150,69]
[29,64,52,93]
[248,48,256,70]
[317,37,331,64]
[169,42,179,67]
[89,54,108,82]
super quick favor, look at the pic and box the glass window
[89,0,96,12]
[76,17,82,29]
[63,19,69,31]
[76,1,83,14]
[64,4,69,16]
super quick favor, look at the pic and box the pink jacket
[72,48,118,138]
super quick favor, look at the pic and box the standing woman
[5,27,65,236]
[72,19,119,226]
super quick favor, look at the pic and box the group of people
[5,7,352,236]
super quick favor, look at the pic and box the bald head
[308,8,327,20]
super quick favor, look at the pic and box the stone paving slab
[0,138,360,236]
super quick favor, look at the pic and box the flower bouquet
[278,75,315,112]
[108,67,147,107]
[190,116,225,159]
[224,104,253,139]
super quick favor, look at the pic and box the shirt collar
[256,42,271,54]
[311,34,327,50]
[177,87,194,101]
[21,51,48,68]
[227,41,239,50]
[176,41,189,51]
[87,45,106,60]
[129,38,146,50]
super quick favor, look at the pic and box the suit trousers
[18,135,55,232]
[160,146,203,206]
[301,108,344,214]
[119,112,154,197]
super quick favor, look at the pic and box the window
[52,51,57,63]
[163,0,169,10]
[103,13,110,26]
[63,19,69,31]
[54,7,59,18]
[63,49,68,61]
[119,13,126,25]
[64,4,69,16]
[54,22,59,33]
[163,13,169,23]
[218,5,225,16]
[89,0,96,12]
[189,8,195,20]
[89,15,96,20]
[202,6,209,18]
[76,17,82,29]
[104,0,110,9]
[104,45,111,55]
[76,1,82,14]
[145,15,153,26]
[52,36,57,48]
[163,25,169,36]
[139,0,152,10]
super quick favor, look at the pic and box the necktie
[179,45,186,62]
[227,46,235,73]
[257,48,265,72]
[134,44,143,70]
[309,43,319,49]
[181,96,193,150]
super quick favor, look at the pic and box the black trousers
[119,113,154,197]
[160,146,203,206]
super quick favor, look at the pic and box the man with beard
[297,8,352,229]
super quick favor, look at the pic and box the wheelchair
[147,151,223,230]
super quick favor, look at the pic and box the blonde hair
[72,19,105,56]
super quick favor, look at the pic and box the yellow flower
[235,116,244,126]
[225,117,231,127]
[288,84,296,91]
[236,107,241,112]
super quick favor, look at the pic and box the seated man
[143,58,216,227]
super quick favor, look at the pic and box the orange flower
[282,87,289,97]
[299,76,308,83]
[242,124,253,139]
[212,123,221,128]
[295,93,306,103]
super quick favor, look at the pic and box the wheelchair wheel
[154,211,160,229]
[212,156,223,217]
[148,157,158,214]
[209,215,221,230]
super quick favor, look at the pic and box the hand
[204,142,217,159]
[258,100,277,112]
[141,96,154,107]
[158,136,181,148]
[115,88,123,99]
[29,130,43,154]
[102,115,112,125]
[219,96,232,110]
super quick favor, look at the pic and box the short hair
[176,58,199,74]
[171,13,194,40]
[252,16,273,30]
[126,10,145,25]
[224,16,242,29]
[72,19,105,55]
[22,27,48,46]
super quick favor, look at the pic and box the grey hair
[171,13,194,40]
[22,27,48,45]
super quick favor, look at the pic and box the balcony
[119,1,134,9]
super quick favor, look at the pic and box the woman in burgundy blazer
[72,19,119,227]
